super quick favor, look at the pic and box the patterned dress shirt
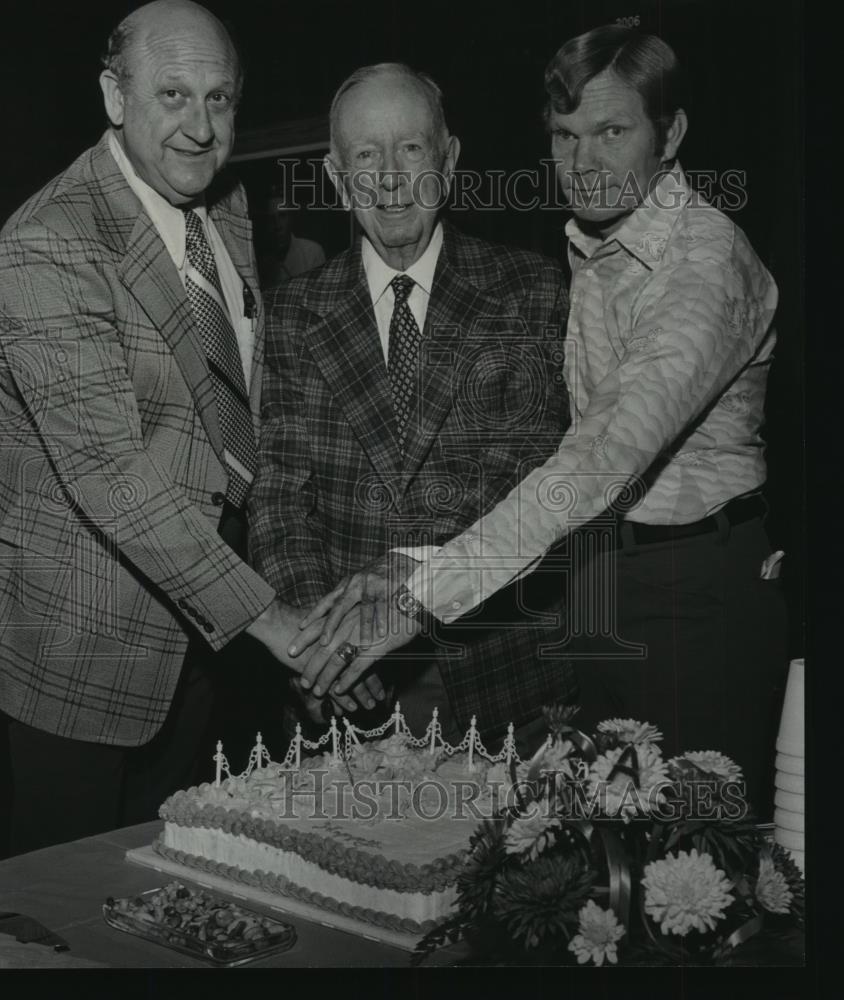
[407,165,778,622]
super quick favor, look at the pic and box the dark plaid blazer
[0,132,276,746]
[251,222,577,737]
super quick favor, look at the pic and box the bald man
[0,1,365,854]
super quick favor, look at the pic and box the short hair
[328,62,448,160]
[101,18,137,86]
[544,25,686,154]
[100,9,244,101]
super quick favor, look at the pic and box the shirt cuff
[405,556,481,624]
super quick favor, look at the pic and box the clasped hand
[246,595,383,721]
[287,553,421,706]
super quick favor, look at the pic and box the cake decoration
[156,705,531,934]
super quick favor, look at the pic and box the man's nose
[571,137,599,174]
[378,151,406,191]
[182,100,214,145]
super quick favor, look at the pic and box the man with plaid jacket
[0,1,354,855]
[250,63,576,748]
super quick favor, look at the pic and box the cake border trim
[160,789,468,894]
[152,835,444,936]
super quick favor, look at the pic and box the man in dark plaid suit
[251,63,577,749]
[0,1,353,855]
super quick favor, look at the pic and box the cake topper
[211,704,524,787]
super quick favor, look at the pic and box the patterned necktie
[387,274,422,455]
[183,209,256,508]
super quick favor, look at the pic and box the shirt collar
[108,129,207,270]
[362,221,444,306]
[566,164,691,269]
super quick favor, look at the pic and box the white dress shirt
[361,221,444,363]
[108,131,254,387]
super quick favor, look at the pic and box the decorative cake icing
[155,706,527,934]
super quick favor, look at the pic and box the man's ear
[323,153,351,212]
[440,135,461,196]
[662,109,688,163]
[99,70,126,127]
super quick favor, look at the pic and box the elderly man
[0,0,351,855]
[299,29,788,816]
[250,63,575,747]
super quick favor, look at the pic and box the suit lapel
[399,229,504,486]
[304,254,404,482]
[86,135,226,463]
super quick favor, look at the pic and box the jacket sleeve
[0,221,276,650]
[248,290,334,608]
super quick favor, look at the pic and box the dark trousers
[0,503,281,857]
[1,643,214,854]
[565,516,788,819]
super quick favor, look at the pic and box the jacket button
[203,622,215,633]
[177,598,188,610]
[211,491,226,506]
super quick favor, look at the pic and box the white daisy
[503,804,560,860]
[673,750,743,782]
[755,855,793,914]
[568,900,625,966]
[598,718,664,744]
[642,849,734,936]
[588,742,668,818]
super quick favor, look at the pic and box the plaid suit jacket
[0,132,276,746]
[251,222,577,737]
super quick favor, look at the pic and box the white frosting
[163,823,457,924]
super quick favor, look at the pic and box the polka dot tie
[183,209,256,508]
[387,274,421,456]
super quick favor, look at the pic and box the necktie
[183,209,256,508]
[387,274,422,455]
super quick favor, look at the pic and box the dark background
[0,0,804,654]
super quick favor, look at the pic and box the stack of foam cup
[773,658,804,873]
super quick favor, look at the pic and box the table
[0,823,805,970]
[0,822,460,968]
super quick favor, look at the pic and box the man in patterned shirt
[297,26,788,816]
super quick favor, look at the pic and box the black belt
[617,494,767,547]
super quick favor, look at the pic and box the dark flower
[456,818,507,919]
[769,844,805,928]
[542,701,580,741]
[491,852,594,950]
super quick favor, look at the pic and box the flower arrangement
[414,706,804,966]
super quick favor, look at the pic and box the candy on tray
[102,882,296,965]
